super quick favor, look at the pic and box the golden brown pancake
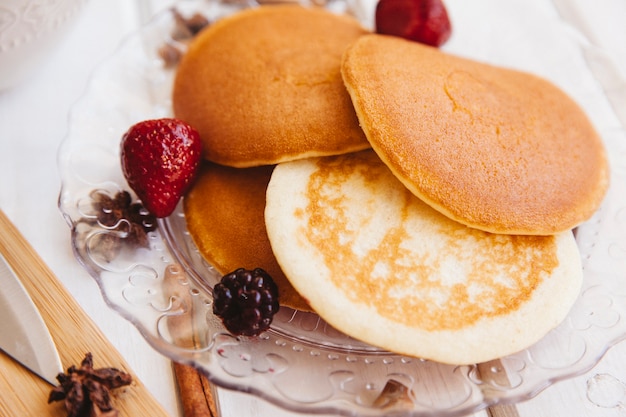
[341,34,609,235]
[265,150,583,364]
[184,162,310,311]
[173,5,370,168]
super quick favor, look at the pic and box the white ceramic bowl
[0,0,87,90]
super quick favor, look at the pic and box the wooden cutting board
[0,209,171,417]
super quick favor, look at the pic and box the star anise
[158,8,210,67]
[172,8,209,39]
[91,190,157,249]
[48,353,133,417]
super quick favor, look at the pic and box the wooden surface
[0,209,170,417]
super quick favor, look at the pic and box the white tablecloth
[1,1,624,416]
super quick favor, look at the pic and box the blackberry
[212,268,280,336]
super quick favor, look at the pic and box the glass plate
[58,0,626,415]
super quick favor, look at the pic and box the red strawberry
[120,118,202,218]
[375,0,452,47]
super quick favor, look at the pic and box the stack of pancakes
[175,5,609,364]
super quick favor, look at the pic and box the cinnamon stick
[173,362,220,417]
[162,264,221,417]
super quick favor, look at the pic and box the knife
[0,251,64,385]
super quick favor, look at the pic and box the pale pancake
[341,34,609,235]
[265,150,583,364]
[183,162,310,311]
[173,5,370,168]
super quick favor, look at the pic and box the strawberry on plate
[375,0,452,47]
[120,118,202,218]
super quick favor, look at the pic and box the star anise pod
[91,190,157,249]
[158,8,210,67]
[49,353,133,417]
[171,8,209,40]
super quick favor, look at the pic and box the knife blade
[0,251,64,385]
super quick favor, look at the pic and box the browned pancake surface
[265,150,583,364]
[173,5,370,168]
[184,162,310,311]
[341,34,609,235]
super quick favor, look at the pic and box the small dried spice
[77,190,157,262]
[157,43,183,68]
[172,9,210,39]
[158,8,210,67]
[91,190,157,248]
[372,379,414,408]
[48,353,133,417]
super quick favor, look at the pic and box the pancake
[265,150,583,364]
[173,5,370,168]
[183,162,310,311]
[341,34,609,235]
